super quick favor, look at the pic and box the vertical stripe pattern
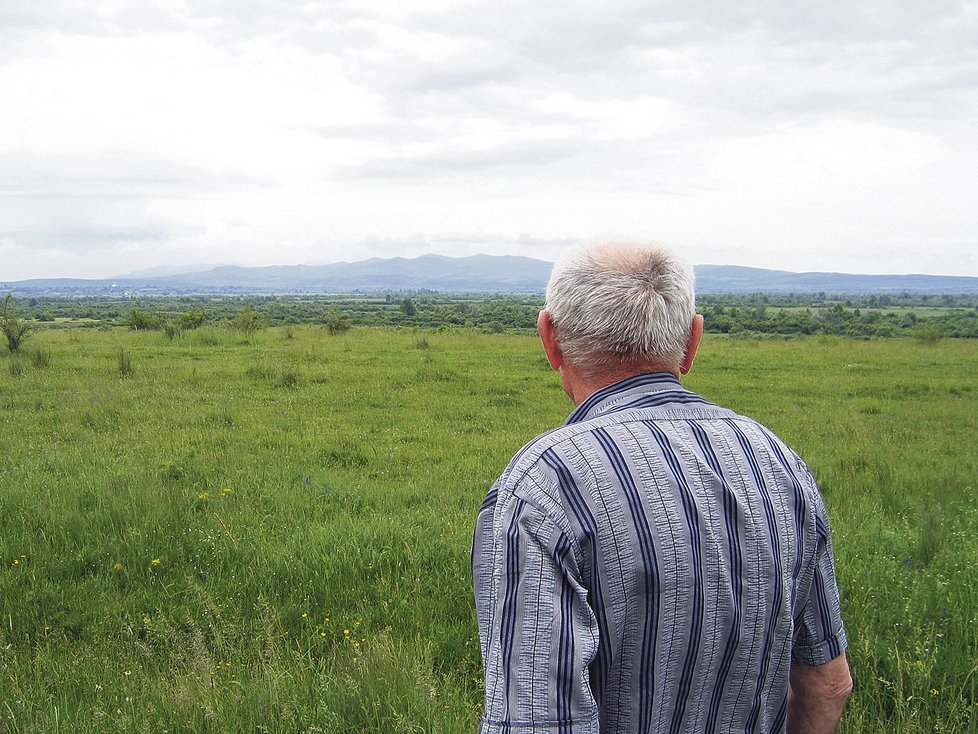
[474,373,847,734]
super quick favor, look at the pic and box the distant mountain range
[3,254,978,296]
[693,265,978,294]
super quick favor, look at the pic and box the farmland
[1,325,977,732]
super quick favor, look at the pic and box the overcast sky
[2,1,977,280]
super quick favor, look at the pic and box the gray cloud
[4,225,166,250]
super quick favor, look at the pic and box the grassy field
[1,327,976,732]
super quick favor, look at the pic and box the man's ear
[537,310,563,370]
[679,314,704,375]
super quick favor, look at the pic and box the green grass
[1,328,976,732]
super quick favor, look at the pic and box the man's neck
[562,363,680,406]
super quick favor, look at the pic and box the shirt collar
[566,372,685,424]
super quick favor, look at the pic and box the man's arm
[473,491,599,733]
[787,653,852,734]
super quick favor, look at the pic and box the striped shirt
[473,373,847,734]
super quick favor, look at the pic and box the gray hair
[545,243,696,376]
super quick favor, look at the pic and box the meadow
[1,326,976,732]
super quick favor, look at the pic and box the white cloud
[1,0,977,280]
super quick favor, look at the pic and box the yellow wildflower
[113,562,124,572]
[151,558,161,567]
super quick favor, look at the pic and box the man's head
[539,242,701,398]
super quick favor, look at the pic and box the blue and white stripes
[474,373,847,733]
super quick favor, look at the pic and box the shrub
[911,323,947,345]
[232,305,263,336]
[127,309,161,331]
[30,349,51,369]
[178,309,207,330]
[118,348,134,378]
[1,294,32,353]
[325,310,351,335]
[162,320,182,339]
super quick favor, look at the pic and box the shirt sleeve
[792,488,848,666]
[474,483,601,734]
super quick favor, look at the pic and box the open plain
[1,326,976,732]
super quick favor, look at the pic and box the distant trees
[911,322,948,344]
[1,294,32,353]
[128,307,206,337]
[127,309,161,331]
[7,291,978,340]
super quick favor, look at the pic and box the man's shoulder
[498,400,735,484]
[493,422,584,493]
[497,399,811,496]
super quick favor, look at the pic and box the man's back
[474,373,847,733]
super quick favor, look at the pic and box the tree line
[5,292,978,343]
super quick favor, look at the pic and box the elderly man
[473,243,851,733]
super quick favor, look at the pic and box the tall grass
[0,328,975,731]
